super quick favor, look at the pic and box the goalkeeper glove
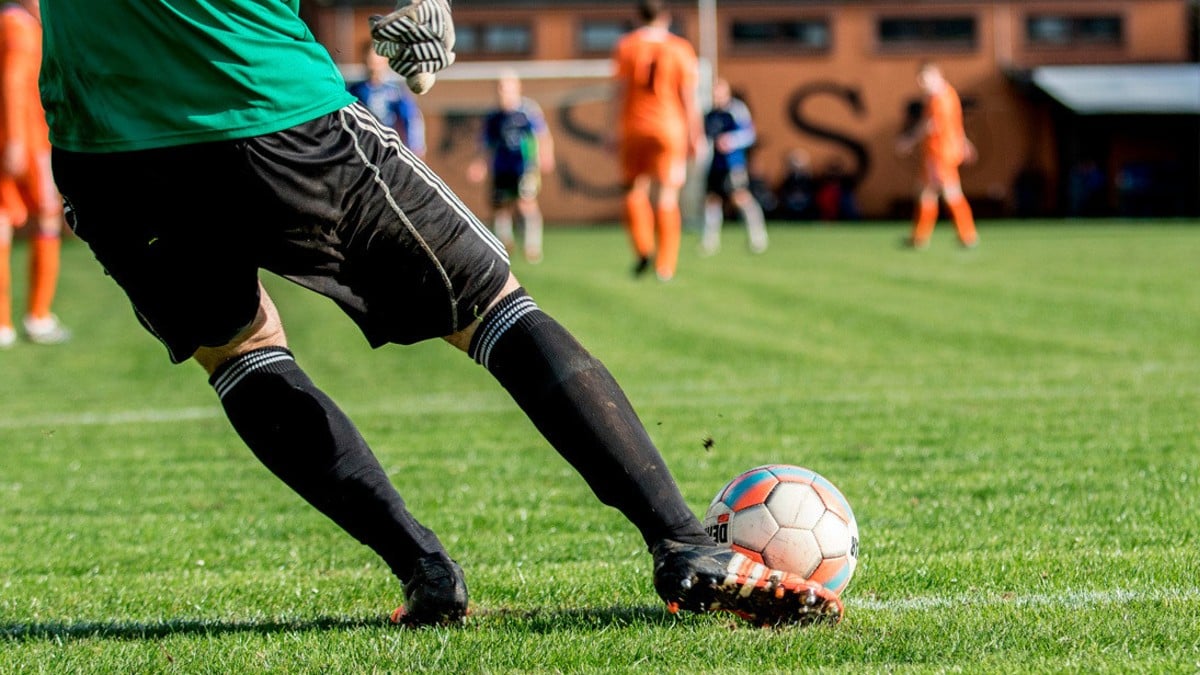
[370,0,456,94]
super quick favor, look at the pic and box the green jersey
[40,0,354,152]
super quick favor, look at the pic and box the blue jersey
[481,98,547,176]
[704,97,756,173]
[348,79,426,155]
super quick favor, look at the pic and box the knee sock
[623,191,656,259]
[911,196,938,243]
[469,289,711,549]
[0,242,10,328]
[946,195,978,244]
[522,209,543,259]
[739,199,768,252]
[29,235,60,319]
[493,210,516,254]
[653,202,681,280]
[210,347,445,581]
[702,201,722,252]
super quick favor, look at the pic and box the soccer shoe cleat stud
[652,539,844,628]
[390,554,468,627]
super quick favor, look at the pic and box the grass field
[2,221,1198,673]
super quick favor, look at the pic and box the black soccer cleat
[390,554,469,627]
[652,539,844,628]
[632,255,652,278]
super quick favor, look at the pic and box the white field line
[3,377,1196,431]
[853,586,1200,612]
[0,397,513,430]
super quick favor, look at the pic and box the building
[306,0,1200,222]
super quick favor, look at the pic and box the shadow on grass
[2,605,685,643]
[1,615,382,643]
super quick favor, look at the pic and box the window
[877,17,977,50]
[731,18,831,53]
[579,19,633,55]
[1027,15,1122,47]
[455,23,533,56]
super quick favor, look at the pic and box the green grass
[2,221,1198,673]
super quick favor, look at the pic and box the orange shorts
[920,153,961,190]
[620,132,688,188]
[0,149,60,226]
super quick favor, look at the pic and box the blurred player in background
[896,61,978,249]
[700,78,767,256]
[467,71,554,264]
[611,0,702,281]
[39,0,840,628]
[0,0,69,348]
[348,41,426,158]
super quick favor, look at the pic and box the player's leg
[908,157,940,248]
[650,145,688,281]
[701,192,723,256]
[24,152,70,344]
[0,218,12,348]
[621,137,658,276]
[487,178,516,252]
[194,287,465,626]
[53,129,465,626]
[729,168,767,254]
[444,276,843,625]
[653,181,682,281]
[516,174,543,263]
[940,166,978,247]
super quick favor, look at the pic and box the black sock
[210,347,445,581]
[469,289,710,549]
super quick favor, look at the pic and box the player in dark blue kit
[468,71,554,263]
[700,78,768,256]
[348,42,427,157]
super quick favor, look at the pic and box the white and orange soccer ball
[703,464,859,596]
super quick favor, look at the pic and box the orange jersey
[0,3,57,224]
[612,26,698,143]
[922,84,965,166]
[0,4,48,153]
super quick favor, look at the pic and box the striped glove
[369,0,456,94]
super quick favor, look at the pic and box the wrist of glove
[370,0,456,94]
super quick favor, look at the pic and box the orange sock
[946,195,977,245]
[911,197,938,244]
[654,202,681,279]
[624,191,656,259]
[29,235,61,319]
[0,241,11,328]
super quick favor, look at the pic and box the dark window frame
[875,15,978,53]
[728,16,833,55]
[455,21,535,58]
[1025,14,1124,48]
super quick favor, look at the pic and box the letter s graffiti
[787,82,870,189]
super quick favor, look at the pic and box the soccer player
[467,71,555,264]
[611,0,703,281]
[0,0,69,348]
[700,78,768,256]
[896,61,979,249]
[348,42,427,158]
[39,0,841,627]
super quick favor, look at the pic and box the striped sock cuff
[209,346,296,401]
[468,288,543,369]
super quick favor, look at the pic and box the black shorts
[490,170,539,207]
[53,103,510,363]
[706,164,750,201]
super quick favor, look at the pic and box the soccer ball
[703,464,859,595]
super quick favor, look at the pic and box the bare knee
[193,285,288,375]
[443,272,522,353]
